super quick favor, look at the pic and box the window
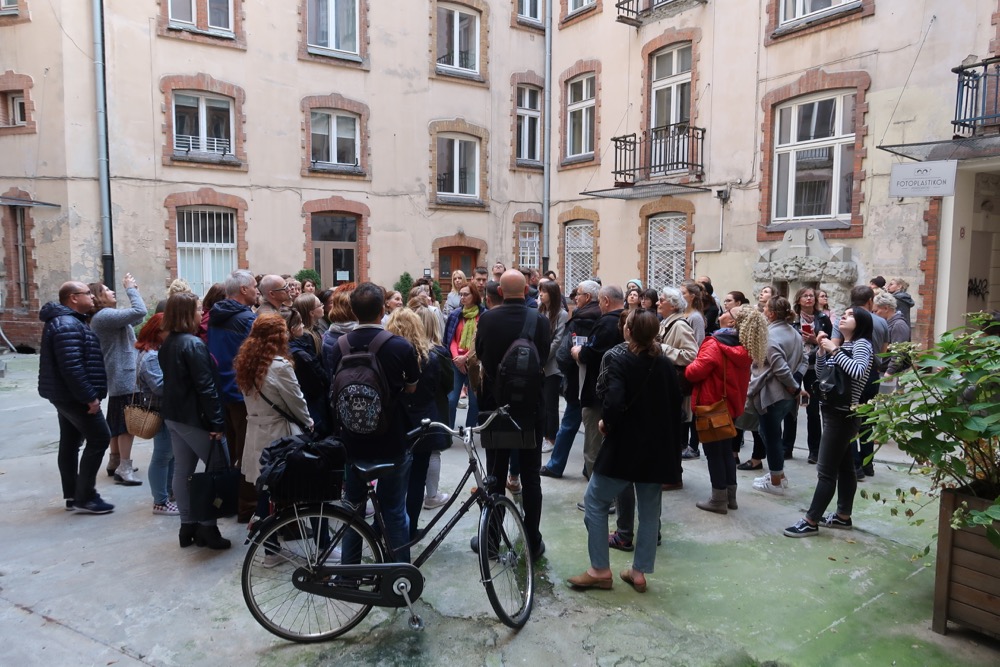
[0,72,34,133]
[567,74,595,158]
[646,214,686,291]
[169,0,194,23]
[307,0,358,55]
[12,207,28,303]
[437,135,479,197]
[311,111,359,167]
[516,85,541,162]
[650,43,691,174]
[518,223,540,269]
[780,0,855,23]
[1,0,18,10]
[569,0,595,11]
[564,221,594,293]
[173,92,233,156]
[437,4,479,74]
[312,213,359,286]
[168,0,232,32]
[518,0,541,21]
[772,91,855,222]
[7,94,25,126]
[176,206,237,297]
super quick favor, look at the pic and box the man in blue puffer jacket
[38,281,114,514]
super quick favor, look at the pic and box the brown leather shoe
[661,482,683,491]
[567,572,613,590]
[620,568,647,593]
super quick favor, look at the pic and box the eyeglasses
[460,291,471,297]
[271,286,289,293]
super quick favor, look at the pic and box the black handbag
[816,348,854,411]
[188,437,240,521]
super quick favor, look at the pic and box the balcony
[953,57,1000,136]
[616,0,707,27]
[612,123,705,186]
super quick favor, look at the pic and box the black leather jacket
[159,332,225,432]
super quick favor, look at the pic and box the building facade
[2,0,999,348]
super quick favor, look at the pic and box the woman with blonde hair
[293,293,327,345]
[444,270,467,317]
[685,305,768,513]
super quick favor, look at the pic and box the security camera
[715,188,730,202]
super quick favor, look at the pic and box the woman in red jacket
[685,304,768,513]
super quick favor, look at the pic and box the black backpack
[331,330,394,436]
[816,347,855,411]
[493,312,543,416]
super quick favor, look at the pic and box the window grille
[646,214,686,291]
[176,207,236,297]
[564,222,593,293]
[518,223,540,269]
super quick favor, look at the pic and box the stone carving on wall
[752,228,858,314]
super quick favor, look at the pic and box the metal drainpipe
[541,0,553,273]
[92,0,114,285]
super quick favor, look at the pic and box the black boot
[194,524,232,550]
[179,522,198,548]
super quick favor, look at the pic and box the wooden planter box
[932,488,1000,638]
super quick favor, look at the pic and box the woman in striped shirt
[784,307,874,538]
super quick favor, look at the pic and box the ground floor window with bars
[564,221,594,294]
[176,206,236,297]
[646,213,686,291]
[518,223,540,270]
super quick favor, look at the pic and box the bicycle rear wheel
[478,495,534,628]
[242,503,384,643]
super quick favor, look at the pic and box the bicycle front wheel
[478,495,534,628]
[242,503,384,643]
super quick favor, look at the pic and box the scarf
[459,305,479,351]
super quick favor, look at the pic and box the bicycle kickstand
[393,578,424,631]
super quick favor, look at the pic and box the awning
[878,135,1000,162]
[0,195,60,208]
[581,182,710,200]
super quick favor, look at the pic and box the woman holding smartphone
[791,287,832,464]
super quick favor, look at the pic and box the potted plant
[858,312,1000,638]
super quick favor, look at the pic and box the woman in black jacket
[568,309,683,593]
[159,292,230,550]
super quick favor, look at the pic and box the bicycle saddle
[352,461,399,482]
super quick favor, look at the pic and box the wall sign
[889,160,958,197]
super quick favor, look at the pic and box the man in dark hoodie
[38,281,114,514]
[207,269,259,521]
[886,277,915,326]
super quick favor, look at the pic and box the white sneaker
[752,477,786,496]
[542,441,555,454]
[754,473,788,488]
[423,493,450,509]
[261,553,283,569]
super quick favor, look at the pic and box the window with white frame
[173,92,234,155]
[518,0,541,22]
[169,0,194,24]
[646,214,686,291]
[780,0,854,24]
[772,91,855,222]
[307,0,359,55]
[176,206,236,297]
[1,0,19,12]
[650,43,692,173]
[518,223,540,270]
[437,134,479,197]
[567,74,595,158]
[169,0,232,31]
[311,110,359,166]
[436,4,479,74]
[564,221,594,293]
[516,85,541,162]
[207,0,232,30]
[7,94,26,126]
[569,0,595,12]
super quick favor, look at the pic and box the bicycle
[241,406,535,643]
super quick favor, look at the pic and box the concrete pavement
[1,351,999,666]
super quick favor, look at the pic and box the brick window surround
[559,0,601,29]
[510,0,544,33]
[429,118,490,210]
[160,73,248,170]
[556,206,599,287]
[640,29,702,180]
[637,197,694,282]
[559,60,602,170]
[157,0,247,50]
[0,187,39,312]
[765,0,873,45]
[510,71,545,171]
[301,93,371,179]
[757,68,871,242]
[511,209,543,268]
[0,0,29,27]
[429,0,491,88]
[298,0,370,70]
[915,196,941,350]
[163,189,248,283]
[430,232,488,281]
[0,70,36,135]
[303,196,371,284]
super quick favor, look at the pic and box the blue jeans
[447,370,478,428]
[545,399,582,475]
[758,397,797,475]
[343,453,412,563]
[52,400,111,504]
[148,423,175,505]
[585,472,660,573]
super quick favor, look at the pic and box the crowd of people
[38,263,913,587]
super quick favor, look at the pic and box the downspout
[541,0,553,273]
[92,0,114,285]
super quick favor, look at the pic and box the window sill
[771,1,863,38]
[306,45,363,64]
[564,5,598,22]
[433,196,485,209]
[171,151,243,167]
[435,66,486,85]
[167,21,237,41]
[561,154,595,167]
[0,8,19,17]
[766,218,851,232]
[309,163,366,177]
[514,159,543,170]
[515,17,545,32]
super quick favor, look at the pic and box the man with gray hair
[208,269,260,521]
[256,274,290,316]
[873,291,911,376]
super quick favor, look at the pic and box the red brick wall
[302,196,371,284]
[915,197,941,349]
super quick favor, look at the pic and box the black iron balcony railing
[612,123,705,185]
[616,0,706,27]
[953,56,1000,136]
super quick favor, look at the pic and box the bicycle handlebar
[406,404,521,441]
